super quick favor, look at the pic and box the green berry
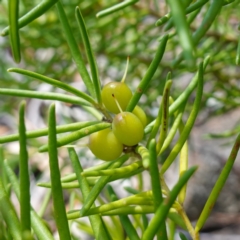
[89,128,123,161]
[132,105,147,127]
[112,112,144,146]
[101,82,132,114]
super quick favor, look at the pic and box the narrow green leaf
[155,13,171,27]
[147,74,172,147]
[68,148,111,240]
[148,139,167,240]
[0,146,8,188]
[179,232,188,240]
[8,0,21,63]
[168,212,187,230]
[56,1,95,97]
[3,160,54,240]
[168,219,176,240]
[75,7,102,104]
[163,0,194,31]
[47,103,71,240]
[1,0,58,36]
[193,0,225,43]
[18,102,31,233]
[126,35,168,112]
[176,117,189,204]
[156,0,209,27]
[156,80,172,154]
[167,0,196,69]
[161,62,204,174]
[223,0,236,5]
[186,0,209,15]
[96,0,139,18]
[107,185,140,240]
[178,139,189,204]
[0,88,92,106]
[0,179,21,240]
[142,166,197,240]
[169,56,209,115]
[172,0,223,67]
[38,122,111,152]
[236,36,240,65]
[195,133,240,232]
[149,140,163,210]
[159,107,185,155]
[30,211,54,240]
[37,189,52,218]
[145,56,210,135]
[8,68,97,105]
[0,121,99,144]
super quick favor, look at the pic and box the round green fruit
[101,82,132,114]
[132,105,147,127]
[112,112,144,146]
[89,128,123,161]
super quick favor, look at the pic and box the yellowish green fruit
[132,105,147,127]
[89,128,123,161]
[101,82,132,114]
[112,112,144,146]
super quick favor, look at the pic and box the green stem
[39,166,144,188]
[71,196,153,216]
[176,204,199,240]
[68,205,154,219]
[81,161,142,177]
[80,155,129,216]
[195,133,240,233]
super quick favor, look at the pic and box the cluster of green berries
[89,81,147,161]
